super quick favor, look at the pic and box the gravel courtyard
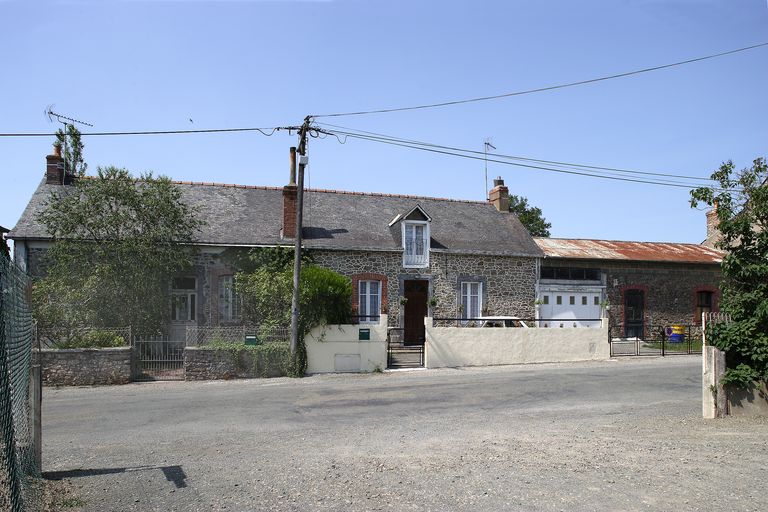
[43,357,766,512]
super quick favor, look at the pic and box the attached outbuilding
[534,237,724,339]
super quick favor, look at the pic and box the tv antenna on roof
[45,106,93,128]
[483,138,496,200]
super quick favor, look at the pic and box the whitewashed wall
[306,315,388,374]
[425,317,610,368]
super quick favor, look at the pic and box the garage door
[538,287,603,328]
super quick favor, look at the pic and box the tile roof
[534,237,724,264]
[9,179,543,258]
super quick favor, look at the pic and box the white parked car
[474,316,529,328]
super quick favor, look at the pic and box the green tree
[34,166,203,337]
[55,124,88,177]
[690,158,768,388]
[236,263,352,376]
[509,195,551,237]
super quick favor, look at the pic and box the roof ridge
[170,180,283,191]
[167,179,489,204]
[303,187,488,205]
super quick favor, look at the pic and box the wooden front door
[403,279,429,345]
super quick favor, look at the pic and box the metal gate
[609,324,702,357]
[387,328,424,369]
[134,336,185,380]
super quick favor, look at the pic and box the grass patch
[643,339,703,353]
[58,496,86,508]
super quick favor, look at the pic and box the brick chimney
[282,147,298,238]
[704,203,721,248]
[489,176,509,212]
[45,144,65,185]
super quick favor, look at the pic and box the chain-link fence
[186,325,289,346]
[1,252,42,512]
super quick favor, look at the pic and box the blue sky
[1,0,767,244]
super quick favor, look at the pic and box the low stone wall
[727,382,768,417]
[35,347,132,386]
[184,345,288,381]
[425,317,610,368]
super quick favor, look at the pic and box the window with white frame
[403,221,429,267]
[461,282,483,320]
[171,277,196,322]
[218,275,240,323]
[358,280,381,324]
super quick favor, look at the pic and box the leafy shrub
[205,341,290,377]
[236,263,352,377]
[58,330,127,349]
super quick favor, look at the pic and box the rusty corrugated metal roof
[534,237,724,264]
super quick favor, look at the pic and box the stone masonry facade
[21,246,538,331]
[312,249,537,327]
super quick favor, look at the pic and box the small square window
[542,295,549,305]
[569,296,575,305]
[556,296,562,305]
[582,296,587,305]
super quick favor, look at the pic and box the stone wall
[184,346,288,380]
[34,347,132,386]
[602,261,721,329]
[312,250,537,327]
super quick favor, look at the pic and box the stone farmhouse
[9,149,542,344]
[8,148,724,346]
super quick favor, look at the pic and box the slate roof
[534,237,724,264]
[9,179,543,258]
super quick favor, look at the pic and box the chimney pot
[45,147,66,185]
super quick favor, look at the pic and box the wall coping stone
[35,347,131,354]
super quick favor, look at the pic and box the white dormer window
[403,221,429,267]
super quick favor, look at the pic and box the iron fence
[609,324,702,357]
[431,317,604,328]
[186,325,290,346]
[1,252,43,511]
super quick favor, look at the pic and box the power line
[317,123,718,183]
[0,126,298,137]
[312,41,768,118]
[318,128,736,191]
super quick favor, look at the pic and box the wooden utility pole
[289,117,311,358]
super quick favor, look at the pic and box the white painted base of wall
[424,317,610,369]
[306,315,388,374]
